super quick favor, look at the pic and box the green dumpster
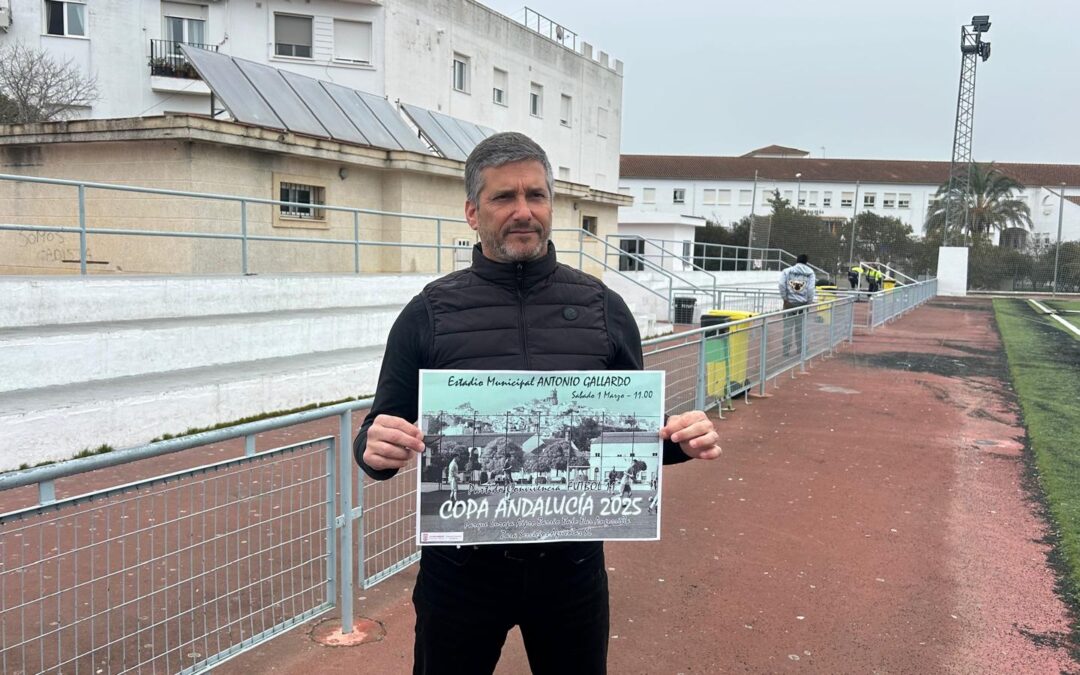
[701,310,756,398]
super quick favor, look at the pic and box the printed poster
[416,370,665,546]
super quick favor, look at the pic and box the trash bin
[674,296,697,324]
[701,310,756,398]
[815,285,837,325]
[883,279,896,291]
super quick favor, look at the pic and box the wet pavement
[217,297,1078,674]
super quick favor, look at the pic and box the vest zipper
[515,262,531,368]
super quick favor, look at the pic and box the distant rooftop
[741,144,811,158]
[621,151,1080,188]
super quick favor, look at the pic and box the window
[783,190,793,202]
[558,166,570,180]
[682,241,692,259]
[642,188,656,204]
[898,193,911,209]
[560,94,572,127]
[739,190,752,206]
[529,83,543,117]
[619,238,645,271]
[702,189,716,205]
[581,215,598,235]
[761,190,774,206]
[863,193,876,208]
[334,20,372,64]
[883,193,896,208]
[822,191,832,208]
[453,54,470,93]
[492,68,508,105]
[597,107,608,138]
[808,191,818,207]
[275,14,312,58]
[841,192,854,208]
[673,188,686,204]
[163,2,206,45]
[797,193,806,207]
[45,1,86,37]
[718,189,732,206]
[618,186,632,196]
[279,181,325,221]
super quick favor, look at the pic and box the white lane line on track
[1029,298,1080,338]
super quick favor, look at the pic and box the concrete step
[0,305,404,393]
[0,345,386,470]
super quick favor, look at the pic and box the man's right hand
[363,414,426,470]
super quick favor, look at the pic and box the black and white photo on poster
[416,370,665,545]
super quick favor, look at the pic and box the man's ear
[465,200,479,231]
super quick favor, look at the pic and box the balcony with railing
[149,39,217,80]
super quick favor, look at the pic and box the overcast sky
[485,0,1080,164]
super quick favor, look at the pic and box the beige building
[0,115,626,277]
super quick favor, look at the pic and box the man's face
[465,160,553,263]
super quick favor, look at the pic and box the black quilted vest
[422,243,611,371]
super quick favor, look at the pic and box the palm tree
[925,162,1033,245]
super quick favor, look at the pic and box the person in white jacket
[778,254,816,356]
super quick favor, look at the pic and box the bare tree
[0,42,99,124]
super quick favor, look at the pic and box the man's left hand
[660,410,722,460]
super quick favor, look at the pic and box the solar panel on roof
[400,104,467,161]
[356,92,431,154]
[280,71,370,146]
[320,81,401,150]
[233,59,329,139]
[180,45,284,130]
[429,111,477,159]
[453,119,488,148]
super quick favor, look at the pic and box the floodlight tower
[943,15,992,245]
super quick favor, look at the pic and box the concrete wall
[1,0,620,196]
[0,117,624,278]
[383,0,623,193]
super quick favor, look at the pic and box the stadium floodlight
[971,15,991,33]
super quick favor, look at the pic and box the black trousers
[412,542,609,675]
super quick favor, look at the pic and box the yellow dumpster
[701,310,756,398]
[883,279,896,290]
[815,285,837,325]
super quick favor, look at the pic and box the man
[501,454,514,497]
[354,132,721,675]
[778,253,816,357]
[848,264,863,291]
[446,454,460,502]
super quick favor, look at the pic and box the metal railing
[149,39,218,79]
[0,281,945,673]
[0,173,469,277]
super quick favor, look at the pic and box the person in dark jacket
[354,132,721,675]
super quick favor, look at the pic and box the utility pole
[943,15,992,246]
[1053,183,1066,296]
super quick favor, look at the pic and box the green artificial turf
[995,298,1080,613]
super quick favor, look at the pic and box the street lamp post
[795,173,802,209]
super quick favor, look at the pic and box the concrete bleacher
[0,275,435,470]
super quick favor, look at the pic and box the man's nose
[509,194,531,219]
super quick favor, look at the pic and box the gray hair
[464,132,554,205]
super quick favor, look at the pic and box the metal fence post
[436,219,442,274]
[695,335,707,413]
[353,212,361,274]
[244,434,256,457]
[240,199,248,275]
[799,309,808,373]
[78,184,87,275]
[339,412,354,633]
[326,438,337,622]
[757,318,769,396]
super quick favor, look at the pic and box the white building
[618,145,1080,249]
[0,0,622,192]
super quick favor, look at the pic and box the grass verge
[994,298,1080,615]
